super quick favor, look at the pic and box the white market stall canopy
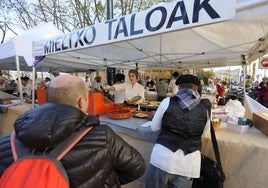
[32,0,268,72]
[0,22,63,71]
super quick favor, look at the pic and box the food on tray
[142,100,159,104]
[135,112,149,118]
[141,100,160,110]
[133,111,154,120]
[149,101,160,105]
[127,96,141,104]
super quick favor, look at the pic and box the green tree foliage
[196,69,215,85]
[1,0,173,41]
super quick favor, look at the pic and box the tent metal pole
[107,0,113,20]
[243,64,246,93]
[160,34,163,65]
[32,67,36,109]
[15,55,23,101]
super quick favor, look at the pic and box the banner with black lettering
[38,0,236,56]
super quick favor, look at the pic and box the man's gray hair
[46,76,88,107]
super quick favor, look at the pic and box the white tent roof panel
[0,22,63,71]
[10,0,268,72]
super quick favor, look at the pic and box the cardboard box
[252,113,268,136]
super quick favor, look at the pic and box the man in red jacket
[214,78,226,105]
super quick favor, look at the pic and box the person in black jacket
[0,74,146,188]
[146,74,211,188]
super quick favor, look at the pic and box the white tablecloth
[202,128,268,188]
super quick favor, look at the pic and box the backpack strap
[49,126,94,160]
[11,126,94,161]
[10,132,30,161]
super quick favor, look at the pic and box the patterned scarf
[175,88,201,112]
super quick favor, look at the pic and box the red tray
[107,109,132,120]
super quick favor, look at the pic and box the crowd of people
[1,70,267,187]
[249,77,268,108]
[136,72,180,102]
[86,71,209,105]
[0,76,18,95]
[4,71,263,111]
[83,71,183,105]
[0,72,211,187]
[0,76,51,99]
[0,71,214,188]
[4,72,268,110]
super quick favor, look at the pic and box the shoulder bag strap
[209,108,225,181]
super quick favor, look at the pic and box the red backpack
[0,126,93,188]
